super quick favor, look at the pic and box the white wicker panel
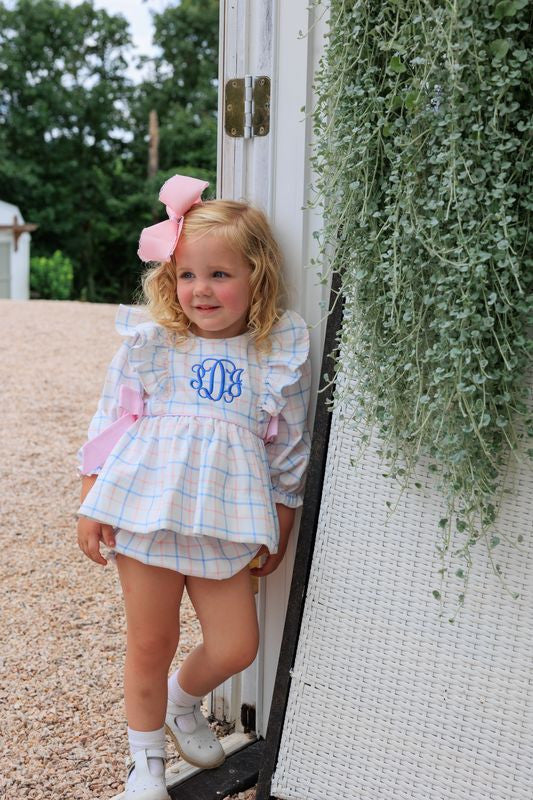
[271,368,533,800]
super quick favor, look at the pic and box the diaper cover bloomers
[77,304,312,577]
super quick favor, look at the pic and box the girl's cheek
[177,285,191,305]
[215,287,229,302]
[216,286,242,308]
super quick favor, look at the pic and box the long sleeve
[265,356,312,508]
[76,341,143,475]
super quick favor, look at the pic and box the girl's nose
[194,283,213,297]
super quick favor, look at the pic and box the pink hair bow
[137,174,209,262]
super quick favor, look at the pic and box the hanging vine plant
[309,0,532,617]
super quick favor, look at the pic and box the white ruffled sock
[127,726,166,783]
[167,669,204,733]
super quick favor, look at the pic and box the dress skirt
[107,528,262,579]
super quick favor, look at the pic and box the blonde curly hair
[138,199,288,356]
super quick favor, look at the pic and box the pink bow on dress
[80,384,145,474]
[137,174,209,262]
[81,383,279,475]
[263,413,279,444]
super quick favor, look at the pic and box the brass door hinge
[224,75,270,139]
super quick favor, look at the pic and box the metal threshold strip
[109,733,262,800]
[168,736,264,800]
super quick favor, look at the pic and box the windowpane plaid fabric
[106,530,261,580]
[77,305,311,575]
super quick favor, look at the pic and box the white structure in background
[0,199,36,299]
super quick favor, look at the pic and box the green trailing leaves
[310,0,532,614]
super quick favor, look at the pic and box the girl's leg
[177,565,259,697]
[116,553,186,730]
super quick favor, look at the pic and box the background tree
[129,0,218,181]
[0,0,134,300]
[0,0,219,302]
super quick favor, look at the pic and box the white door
[0,242,11,298]
[213,0,329,739]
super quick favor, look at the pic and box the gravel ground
[0,300,255,800]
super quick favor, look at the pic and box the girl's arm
[77,473,116,568]
[80,474,98,503]
[265,358,312,509]
[252,356,312,577]
[76,346,126,566]
[249,503,295,578]
[76,340,142,476]
[77,475,116,567]
[277,503,296,543]
[76,313,144,564]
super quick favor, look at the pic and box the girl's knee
[231,639,259,673]
[210,631,259,675]
[128,630,179,666]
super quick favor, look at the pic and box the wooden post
[0,216,38,251]
[148,109,159,178]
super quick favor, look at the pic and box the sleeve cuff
[77,465,101,477]
[272,487,303,508]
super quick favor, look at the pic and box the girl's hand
[249,544,285,578]
[77,516,116,567]
[249,504,295,577]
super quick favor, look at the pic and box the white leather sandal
[124,748,170,800]
[165,700,225,769]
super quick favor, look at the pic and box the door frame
[214,0,330,738]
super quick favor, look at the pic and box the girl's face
[175,231,252,339]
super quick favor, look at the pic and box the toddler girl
[76,174,312,800]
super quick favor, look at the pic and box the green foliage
[153,0,219,109]
[311,0,532,617]
[0,0,133,299]
[127,0,218,183]
[0,0,218,303]
[30,250,73,300]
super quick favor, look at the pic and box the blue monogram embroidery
[190,358,244,403]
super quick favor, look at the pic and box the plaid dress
[77,305,312,578]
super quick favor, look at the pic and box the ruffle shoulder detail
[261,309,310,416]
[115,304,169,395]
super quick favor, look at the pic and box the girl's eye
[178,271,228,279]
